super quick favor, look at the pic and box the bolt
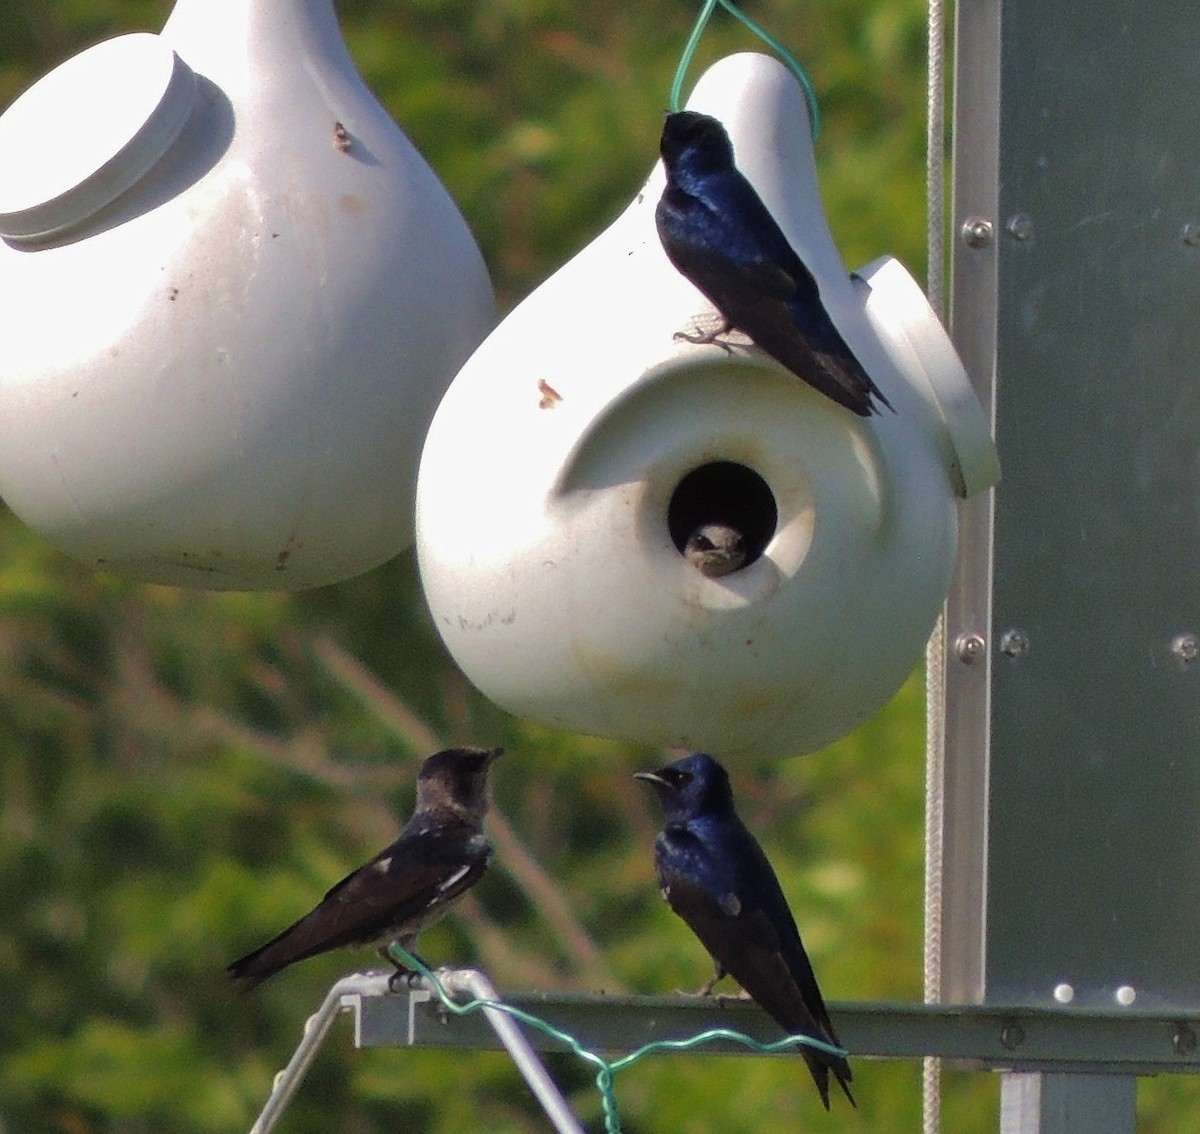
[961,217,994,249]
[1182,222,1200,248]
[1006,214,1034,241]
[1115,985,1137,1007]
[956,633,986,665]
[1174,1024,1197,1057]
[1053,983,1075,1005]
[1171,633,1198,665]
[999,628,1030,658]
[1000,1022,1025,1050]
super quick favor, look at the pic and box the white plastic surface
[0,0,494,589]
[855,256,1001,497]
[416,53,999,759]
[0,34,196,240]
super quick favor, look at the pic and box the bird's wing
[321,828,490,924]
[660,183,884,417]
[690,173,821,302]
[658,823,854,1108]
[655,824,811,1029]
[664,869,827,1033]
[712,887,853,1104]
[731,830,844,1031]
[229,829,490,983]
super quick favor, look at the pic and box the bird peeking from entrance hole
[635,752,854,1109]
[228,747,501,988]
[656,110,892,419]
[684,522,748,577]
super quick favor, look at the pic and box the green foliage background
[1,2,1194,1132]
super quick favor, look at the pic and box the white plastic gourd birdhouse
[0,0,494,590]
[416,52,999,759]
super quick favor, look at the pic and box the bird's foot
[386,968,425,993]
[673,987,748,1010]
[674,984,752,1008]
[672,316,735,351]
[678,975,730,999]
[673,328,735,353]
[381,943,432,992]
[673,963,730,999]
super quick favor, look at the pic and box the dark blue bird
[228,747,502,988]
[635,752,854,1108]
[655,110,892,418]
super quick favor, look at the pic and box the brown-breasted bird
[684,522,748,578]
[228,746,501,988]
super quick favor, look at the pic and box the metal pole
[249,971,392,1134]
[1000,1073,1136,1134]
[435,969,587,1134]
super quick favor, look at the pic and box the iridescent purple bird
[656,110,891,418]
[636,752,854,1108]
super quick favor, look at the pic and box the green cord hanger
[668,0,821,139]
[390,944,849,1134]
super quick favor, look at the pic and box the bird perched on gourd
[656,110,891,418]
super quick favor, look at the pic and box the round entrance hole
[667,461,778,574]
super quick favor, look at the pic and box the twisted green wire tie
[389,945,849,1134]
[669,0,820,139]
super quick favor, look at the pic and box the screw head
[961,217,994,249]
[1174,1024,1197,1057]
[999,1022,1025,1050]
[1171,633,1198,665]
[999,628,1030,658]
[1182,222,1200,247]
[1006,214,1034,241]
[955,633,986,665]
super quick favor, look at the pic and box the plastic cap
[0,32,195,240]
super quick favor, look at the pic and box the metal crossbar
[363,985,1200,1076]
[247,969,1200,1134]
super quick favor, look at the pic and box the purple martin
[656,110,892,418]
[635,752,854,1108]
[684,522,747,577]
[228,746,502,988]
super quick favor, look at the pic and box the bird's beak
[633,770,667,786]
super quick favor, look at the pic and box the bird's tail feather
[227,959,270,990]
[801,1047,855,1110]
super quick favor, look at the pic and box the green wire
[668,0,821,140]
[669,0,719,113]
[389,945,849,1134]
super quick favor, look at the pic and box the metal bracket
[248,970,585,1134]
[365,986,1200,1076]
